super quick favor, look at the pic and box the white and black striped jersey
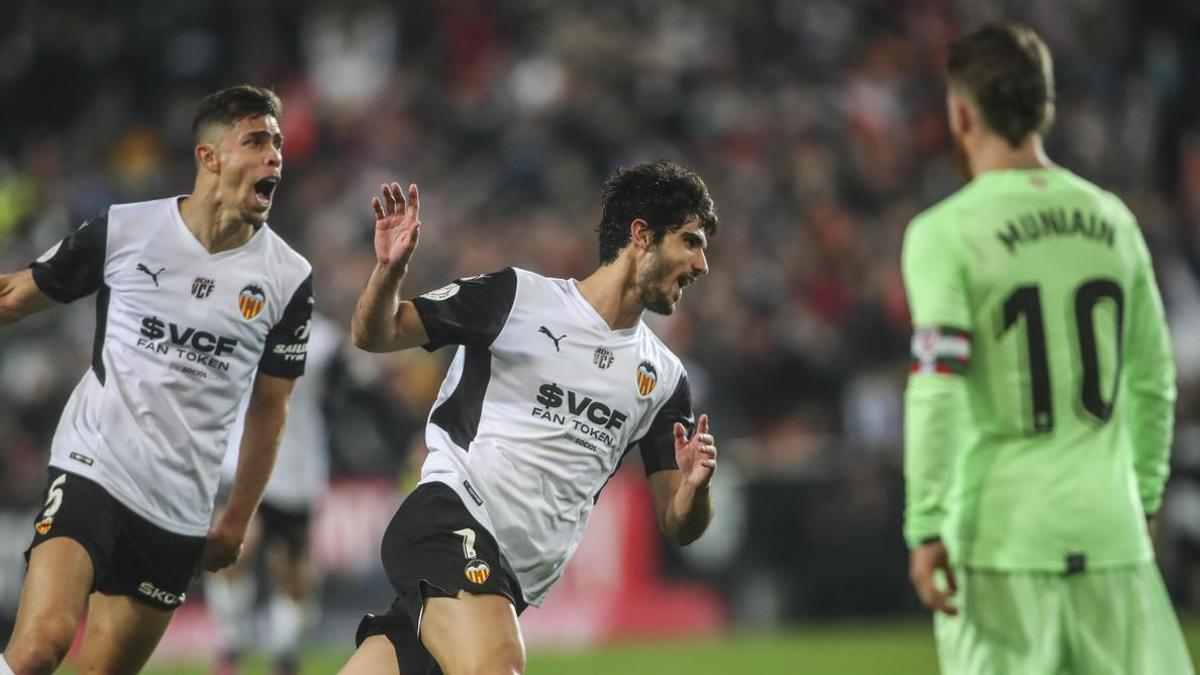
[30,197,313,536]
[412,267,695,606]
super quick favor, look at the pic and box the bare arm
[0,270,58,326]
[351,266,429,352]
[648,414,716,546]
[351,182,430,352]
[201,372,296,572]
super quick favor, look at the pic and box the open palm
[674,413,716,490]
[372,182,421,267]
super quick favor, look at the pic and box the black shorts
[257,500,311,557]
[25,468,206,611]
[356,482,525,674]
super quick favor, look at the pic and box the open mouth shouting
[252,176,280,208]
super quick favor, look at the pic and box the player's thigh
[260,502,313,598]
[75,592,173,675]
[339,635,402,675]
[5,538,95,665]
[265,537,313,599]
[935,569,1066,675]
[1068,564,1195,675]
[420,590,525,674]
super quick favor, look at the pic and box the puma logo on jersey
[137,263,165,287]
[539,326,566,351]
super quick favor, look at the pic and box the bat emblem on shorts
[465,559,491,584]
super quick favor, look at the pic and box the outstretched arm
[649,414,717,546]
[0,270,58,326]
[351,182,430,352]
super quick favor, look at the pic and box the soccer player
[208,313,343,675]
[902,21,1193,673]
[342,160,719,674]
[0,85,313,674]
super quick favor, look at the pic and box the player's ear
[947,88,973,137]
[194,142,220,174]
[630,218,653,251]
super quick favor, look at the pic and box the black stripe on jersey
[29,209,109,303]
[259,273,315,379]
[637,372,695,475]
[413,268,518,351]
[92,285,110,384]
[430,345,493,450]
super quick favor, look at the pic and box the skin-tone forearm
[222,394,288,531]
[0,271,56,326]
[350,262,408,352]
[665,483,713,546]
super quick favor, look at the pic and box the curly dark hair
[596,160,717,264]
[947,21,1055,147]
[190,85,282,142]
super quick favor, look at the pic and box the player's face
[636,219,709,315]
[216,115,283,225]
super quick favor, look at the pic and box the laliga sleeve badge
[421,283,461,301]
[35,517,53,535]
[465,559,491,584]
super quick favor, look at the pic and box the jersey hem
[49,461,211,537]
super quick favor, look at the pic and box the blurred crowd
[2,0,1200,619]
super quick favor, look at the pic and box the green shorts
[934,562,1193,675]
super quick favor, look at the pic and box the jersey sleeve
[902,211,972,332]
[901,210,972,548]
[1124,227,1176,517]
[259,273,314,379]
[28,209,109,303]
[636,371,696,475]
[412,268,518,350]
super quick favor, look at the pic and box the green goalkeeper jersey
[902,167,1175,572]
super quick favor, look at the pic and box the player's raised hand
[674,414,716,490]
[909,539,958,616]
[372,182,421,268]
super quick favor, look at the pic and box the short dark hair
[596,160,717,264]
[191,85,282,143]
[947,21,1055,147]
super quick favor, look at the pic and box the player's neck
[577,262,644,331]
[969,134,1053,177]
[178,186,258,254]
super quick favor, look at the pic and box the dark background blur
[3,0,1200,648]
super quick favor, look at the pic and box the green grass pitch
[62,615,1200,674]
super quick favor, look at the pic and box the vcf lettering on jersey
[532,383,628,450]
[137,316,239,372]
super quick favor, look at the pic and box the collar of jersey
[566,278,641,339]
[170,195,269,259]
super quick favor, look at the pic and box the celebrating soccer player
[902,21,1193,673]
[0,86,313,674]
[342,160,719,674]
